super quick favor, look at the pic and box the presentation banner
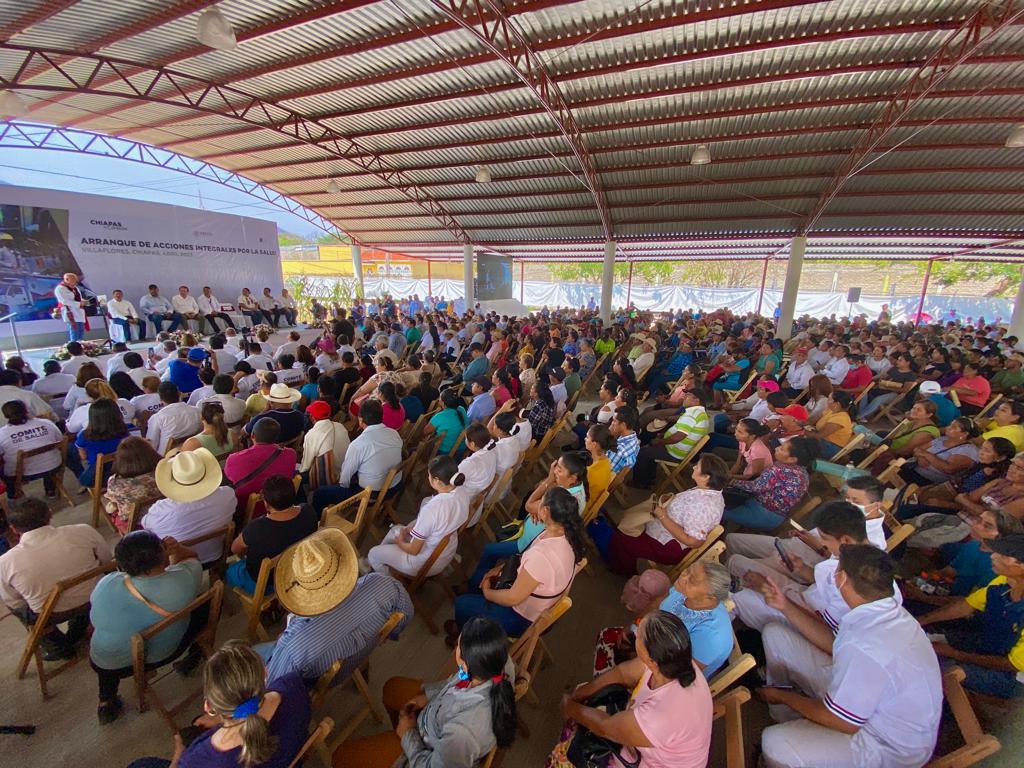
[0,184,280,320]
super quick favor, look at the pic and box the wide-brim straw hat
[275,528,359,616]
[267,382,301,403]
[155,447,223,503]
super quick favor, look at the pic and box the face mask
[851,502,867,516]
[457,666,471,682]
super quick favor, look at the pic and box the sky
[0,145,326,239]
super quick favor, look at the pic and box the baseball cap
[987,534,1024,563]
[918,381,941,395]
[307,400,331,421]
[757,379,780,393]
[187,348,208,362]
[795,347,810,354]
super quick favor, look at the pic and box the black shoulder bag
[566,684,641,768]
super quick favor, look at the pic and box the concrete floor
[1,352,1020,766]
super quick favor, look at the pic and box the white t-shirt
[457,443,498,496]
[66,398,136,433]
[130,393,164,415]
[244,354,274,371]
[105,353,130,377]
[275,367,305,387]
[0,418,63,477]
[186,385,215,406]
[407,488,470,572]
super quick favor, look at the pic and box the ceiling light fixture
[197,8,237,51]
[0,91,29,119]
[1006,125,1024,148]
[326,178,341,194]
[690,144,712,165]
[475,166,493,183]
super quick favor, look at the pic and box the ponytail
[458,618,517,749]
[203,641,278,768]
[441,388,466,426]
[201,401,228,448]
[237,705,277,768]
[490,677,516,748]
[429,455,464,487]
[543,486,586,564]
[379,380,400,410]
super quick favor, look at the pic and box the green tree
[929,262,1022,297]
[278,231,307,246]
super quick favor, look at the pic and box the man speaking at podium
[54,272,89,342]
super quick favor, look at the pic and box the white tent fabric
[302,276,1011,324]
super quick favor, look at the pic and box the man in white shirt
[171,285,202,331]
[32,360,75,418]
[822,344,851,387]
[237,288,263,328]
[274,331,302,360]
[204,334,241,375]
[198,374,246,427]
[0,498,113,659]
[105,342,131,378]
[783,347,814,396]
[258,287,283,328]
[299,400,350,483]
[145,381,202,454]
[138,284,182,335]
[196,286,236,334]
[807,339,833,371]
[58,342,90,378]
[144,449,235,565]
[278,288,297,326]
[53,272,89,342]
[106,289,145,341]
[311,400,402,512]
[757,545,942,768]
[243,341,275,371]
[0,370,55,426]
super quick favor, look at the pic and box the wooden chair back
[131,580,225,731]
[508,594,573,707]
[724,370,758,403]
[13,439,74,508]
[181,523,235,580]
[320,487,373,544]
[653,433,710,496]
[708,625,757,699]
[86,452,115,526]
[447,427,468,457]
[163,436,186,453]
[852,381,875,405]
[580,489,610,527]
[668,525,725,581]
[881,496,917,552]
[924,666,1001,767]
[15,562,114,697]
[390,532,455,635]
[476,464,518,540]
[712,686,752,768]
[828,431,865,464]
[782,495,823,530]
[233,554,282,642]
[364,466,401,543]
[288,716,334,768]
[976,393,1004,420]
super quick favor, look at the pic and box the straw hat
[267,382,301,404]
[275,528,359,616]
[374,349,399,367]
[155,448,223,503]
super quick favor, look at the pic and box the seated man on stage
[196,286,236,334]
[237,287,264,327]
[278,288,298,326]
[171,286,202,331]
[259,287,284,328]
[106,289,145,342]
[138,284,182,335]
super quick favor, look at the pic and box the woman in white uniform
[459,423,500,525]
[367,456,470,577]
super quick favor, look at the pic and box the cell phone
[774,538,795,572]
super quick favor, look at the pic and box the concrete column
[463,243,474,311]
[351,242,363,298]
[1009,266,1024,339]
[600,240,616,324]
[776,235,806,341]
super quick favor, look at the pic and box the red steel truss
[801,0,1024,233]
[0,44,470,242]
[427,0,611,239]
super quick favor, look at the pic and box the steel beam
[0,0,79,41]
[0,45,469,242]
[0,120,344,238]
[427,0,611,240]
[203,88,1024,164]
[801,0,1024,233]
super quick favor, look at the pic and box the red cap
[307,400,331,421]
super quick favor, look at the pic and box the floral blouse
[103,472,162,534]
[732,463,809,516]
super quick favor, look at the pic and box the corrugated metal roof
[1,0,1023,259]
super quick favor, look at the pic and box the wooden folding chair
[447,427,468,457]
[163,435,188,454]
[288,716,334,768]
[84,452,115,527]
[389,532,457,635]
[131,580,225,731]
[234,554,282,642]
[653,434,710,496]
[13,439,75,509]
[580,489,610,527]
[882,498,916,552]
[828,432,866,465]
[708,626,757,698]
[783,495,823,529]
[712,687,752,768]
[15,562,114,697]
[874,384,918,425]
[508,595,574,707]
[475,465,518,541]
[975,393,1004,420]
[320,611,407,748]
[607,468,633,508]
[722,370,758,404]
[414,433,444,492]
[876,457,907,487]
[181,523,235,581]
[320,487,374,544]
[926,666,1001,767]
[364,467,401,542]
[667,526,725,581]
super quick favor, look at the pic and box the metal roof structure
[2,0,1024,264]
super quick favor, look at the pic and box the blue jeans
[469,540,519,591]
[858,391,897,419]
[816,439,841,459]
[312,480,402,514]
[723,498,785,530]
[955,661,1024,699]
[65,320,84,341]
[147,312,181,334]
[241,310,263,328]
[453,594,532,637]
[112,317,144,341]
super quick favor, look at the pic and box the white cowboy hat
[267,382,301,404]
[275,528,359,616]
[155,448,222,503]
[374,349,399,367]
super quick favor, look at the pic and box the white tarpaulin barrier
[305,276,1012,324]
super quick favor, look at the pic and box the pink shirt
[515,533,576,622]
[623,668,713,768]
[953,374,991,407]
[740,438,774,477]
[381,402,405,430]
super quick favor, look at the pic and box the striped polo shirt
[665,406,711,460]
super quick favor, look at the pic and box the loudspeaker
[847,287,862,303]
